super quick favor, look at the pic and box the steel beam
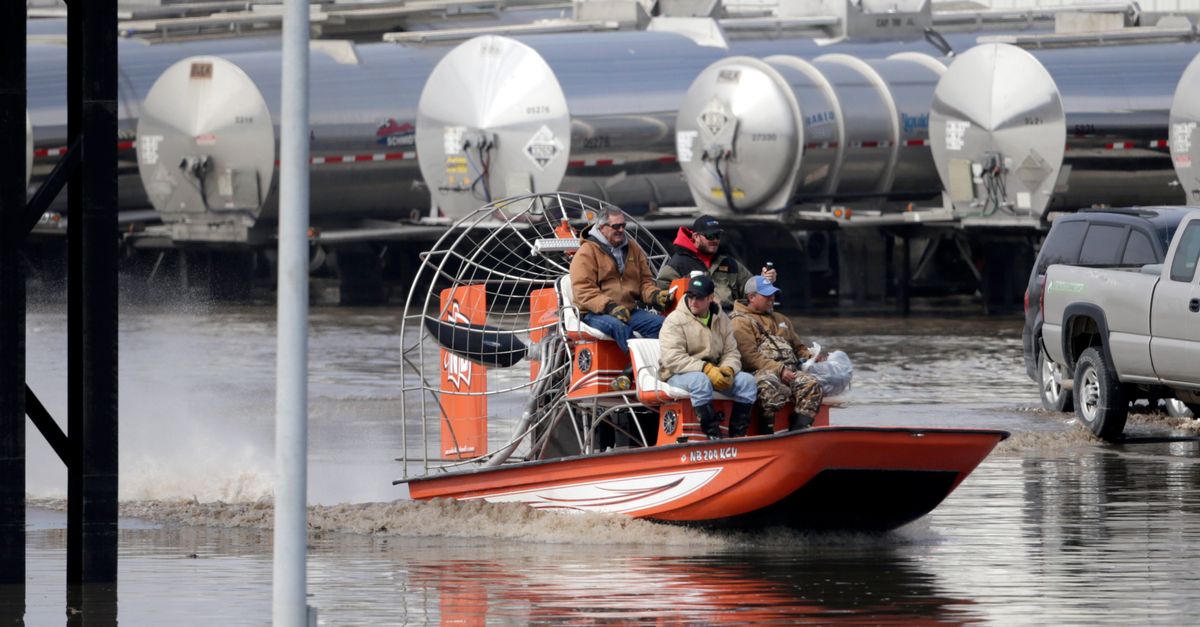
[66,0,119,591]
[0,0,28,595]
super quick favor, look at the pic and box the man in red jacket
[655,215,777,308]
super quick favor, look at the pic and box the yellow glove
[703,363,723,389]
[715,366,735,391]
[651,289,672,309]
[606,304,632,323]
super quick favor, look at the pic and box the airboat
[395,193,1007,531]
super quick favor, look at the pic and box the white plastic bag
[802,350,853,397]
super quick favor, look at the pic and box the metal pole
[77,0,119,588]
[0,0,28,594]
[274,0,311,624]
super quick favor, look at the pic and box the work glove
[703,363,724,389]
[650,289,672,310]
[604,303,632,323]
[716,366,735,391]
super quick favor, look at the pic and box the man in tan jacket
[730,276,823,431]
[658,274,757,439]
[568,208,671,353]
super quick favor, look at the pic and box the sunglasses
[604,223,627,231]
[700,231,722,240]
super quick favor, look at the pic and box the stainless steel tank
[415,32,728,219]
[136,43,444,243]
[930,42,1194,223]
[1169,52,1200,204]
[26,35,284,215]
[676,51,944,214]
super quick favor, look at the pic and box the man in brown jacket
[730,276,823,431]
[659,274,757,439]
[568,208,671,353]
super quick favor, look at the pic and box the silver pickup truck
[1041,210,1200,439]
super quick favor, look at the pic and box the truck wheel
[1165,398,1197,419]
[1038,345,1073,412]
[1074,347,1127,440]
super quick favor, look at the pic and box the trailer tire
[1038,344,1073,413]
[1074,347,1127,440]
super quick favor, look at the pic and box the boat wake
[26,497,941,547]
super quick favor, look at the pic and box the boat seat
[556,275,650,343]
[557,275,612,341]
[628,338,733,406]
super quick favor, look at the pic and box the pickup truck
[1041,210,1200,439]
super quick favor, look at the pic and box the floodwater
[11,304,1200,625]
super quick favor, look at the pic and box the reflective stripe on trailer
[1065,140,1169,151]
[308,152,417,165]
[566,156,678,168]
[34,140,135,158]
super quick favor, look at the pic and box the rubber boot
[610,364,634,391]
[695,403,722,440]
[729,402,753,438]
[788,411,814,432]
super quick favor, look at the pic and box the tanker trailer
[1168,53,1200,204]
[675,51,945,215]
[930,42,1195,225]
[414,32,728,220]
[135,43,443,243]
[26,34,284,219]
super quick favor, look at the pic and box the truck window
[1122,230,1156,266]
[1079,224,1126,266]
[1169,223,1200,283]
[1037,221,1086,274]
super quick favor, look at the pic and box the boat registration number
[687,447,738,463]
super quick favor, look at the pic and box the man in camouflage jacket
[729,276,823,431]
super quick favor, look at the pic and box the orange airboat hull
[405,427,1008,531]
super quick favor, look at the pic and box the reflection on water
[17,306,1200,623]
[16,450,1200,624]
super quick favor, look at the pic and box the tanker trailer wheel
[1038,344,1073,412]
[1165,398,1198,419]
[1074,347,1127,440]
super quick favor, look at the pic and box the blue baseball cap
[745,275,780,297]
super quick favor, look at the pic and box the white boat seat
[556,275,650,343]
[557,275,612,340]
[627,338,733,405]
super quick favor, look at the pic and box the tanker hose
[714,153,738,213]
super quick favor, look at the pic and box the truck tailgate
[1043,265,1158,379]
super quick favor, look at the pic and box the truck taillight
[1038,278,1046,316]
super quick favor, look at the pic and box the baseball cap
[745,275,780,297]
[692,215,722,236]
[686,274,716,298]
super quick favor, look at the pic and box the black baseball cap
[692,215,722,235]
[686,274,716,298]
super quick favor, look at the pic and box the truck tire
[1074,347,1127,440]
[1038,344,1073,412]
[1165,398,1198,419]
